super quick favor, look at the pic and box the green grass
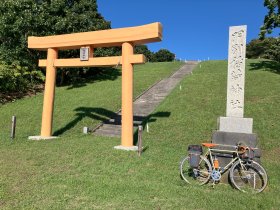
[0,62,183,140]
[0,60,280,209]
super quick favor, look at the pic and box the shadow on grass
[53,107,118,136]
[53,106,171,145]
[58,67,121,90]
[249,60,280,74]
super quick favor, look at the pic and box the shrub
[0,61,44,93]
[152,49,175,62]
[246,37,280,62]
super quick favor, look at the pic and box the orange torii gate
[28,22,162,149]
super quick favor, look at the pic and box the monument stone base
[211,130,260,183]
[218,116,253,134]
[212,130,258,147]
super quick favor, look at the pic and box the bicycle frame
[204,146,245,174]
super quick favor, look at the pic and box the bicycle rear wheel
[229,160,268,193]
[180,155,212,185]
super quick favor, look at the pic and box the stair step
[94,129,121,137]
[92,63,197,138]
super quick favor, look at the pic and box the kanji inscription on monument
[226,25,247,118]
[218,25,253,134]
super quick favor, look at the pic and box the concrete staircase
[93,62,198,137]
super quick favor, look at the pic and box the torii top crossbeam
[28,22,163,149]
[28,22,162,50]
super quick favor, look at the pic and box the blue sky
[98,0,279,61]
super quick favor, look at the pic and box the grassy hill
[0,60,279,209]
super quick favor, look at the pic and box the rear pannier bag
[188,145,203,168]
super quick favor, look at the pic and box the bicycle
[179,143,268,193]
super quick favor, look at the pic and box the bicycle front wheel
[180,155,212,185]
[229,160,268,193]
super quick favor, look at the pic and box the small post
[11,116,16,139]
[146,123,149,133]
[83,127,89,134]
[138,125,143,156]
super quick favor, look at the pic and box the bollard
[83,127,89,134]
[138,125,143,156]
[146,123,149,133]
[11,116,16,139]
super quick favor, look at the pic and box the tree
[247,37,274,58]
[134,45,153,62]
[0,0,111,67]
[260,0,280,39]
[246,37,280,62]
[0,0,112,89]
[265,38,280,62]
[152,49,175,62]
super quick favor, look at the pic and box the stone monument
[218,25,253,134]
[212,26,260,170]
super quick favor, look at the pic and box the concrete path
[93,61,198,137]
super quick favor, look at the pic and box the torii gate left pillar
[27,22,162,150]
[121,42,134,147]
[40,48,58,137]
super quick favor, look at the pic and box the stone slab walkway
[93,61,198,137]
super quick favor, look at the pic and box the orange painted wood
[28,22,162,50]
[38,55,145,68]
[121,42,134,147]
[41,48,58,137]
[89,46,94,58]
